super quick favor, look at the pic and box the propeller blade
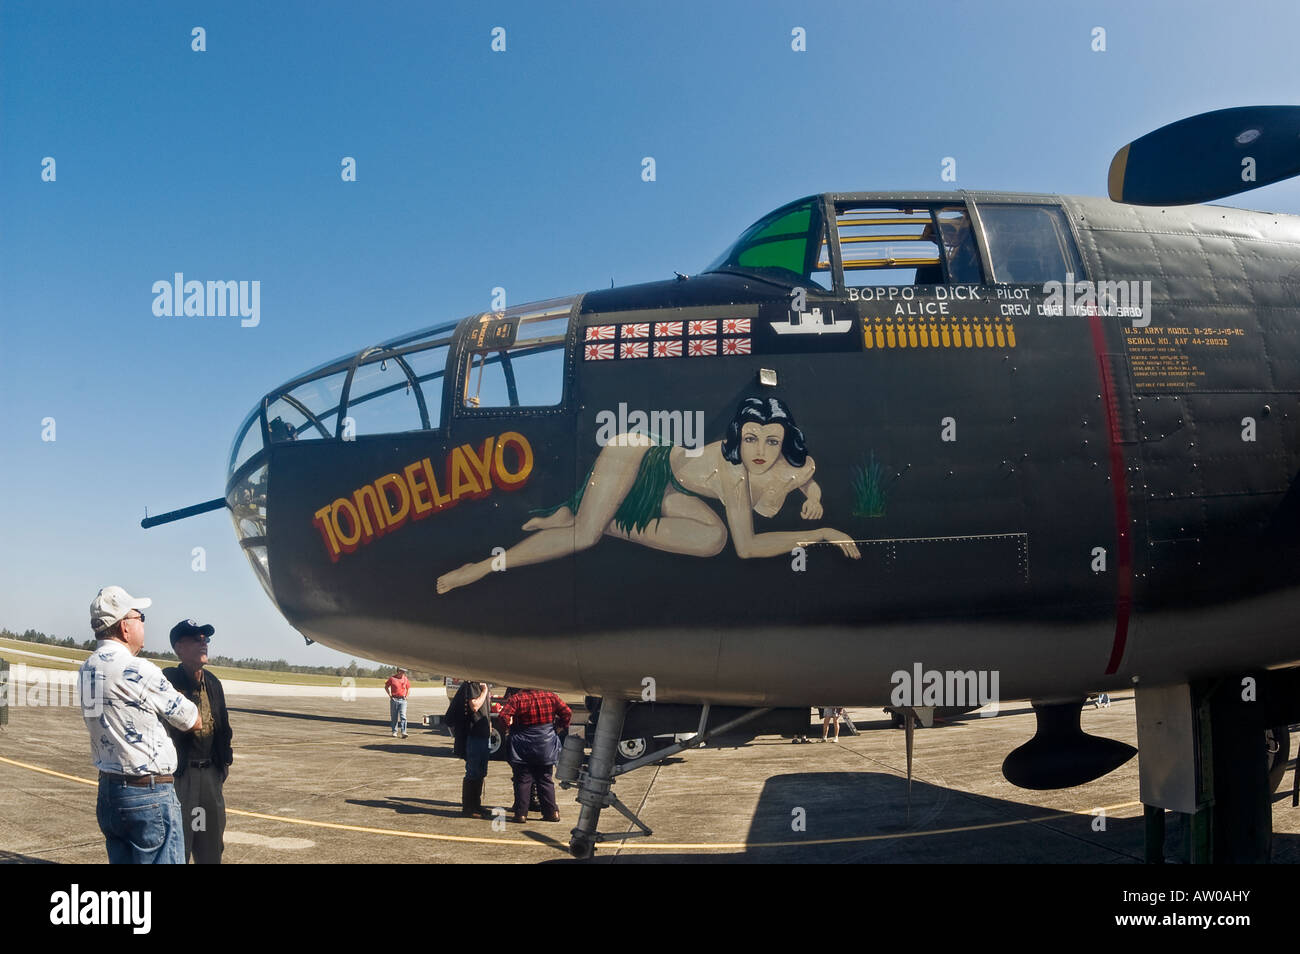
[1108,105,1300,206]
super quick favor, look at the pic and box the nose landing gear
[559,697,770,858]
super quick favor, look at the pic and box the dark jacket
[163,666,233,776]
[444,681,490,757]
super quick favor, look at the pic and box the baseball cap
[91,586,152,632]
[169,619,216,647]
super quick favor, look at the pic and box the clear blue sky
[3,0,1299,666]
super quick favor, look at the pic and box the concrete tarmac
[1,689,1298,863]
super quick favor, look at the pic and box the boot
[462,779,481,816]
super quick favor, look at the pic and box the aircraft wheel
[488,725,504,760]
[569,834,595,859]
[1266,725,1290,795]
[615,737,648,764]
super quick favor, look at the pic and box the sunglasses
[182,635,212,645]
[126,612,146,623]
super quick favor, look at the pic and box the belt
[189,759,213,768]
[100,772,174,786]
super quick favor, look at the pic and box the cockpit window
[704,200,829,289]
[266,372,347,444]
[978,204,1084,284]
[343,350,437,436]
[461,307,569,411]
[229,407,264,474]
[706,198,987,290]
[936,207,983,283]
[834,204,983,286]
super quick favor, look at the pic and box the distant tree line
[0,627,437,681]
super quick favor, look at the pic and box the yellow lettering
[352,484,386,540]
[314,432,537,560]
[493,431,534,488]
[421,457,451,507]
[331,498,363,552]
[449,448,483,500]
[461,437,495,491]
[405,460,433,516]
[313,504,342,561]
[375,473,411,527]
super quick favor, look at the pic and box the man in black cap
[163,619,233,864]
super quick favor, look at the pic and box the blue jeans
[465,734,489,781]
[390,696,407,734]
[96,777,185,864]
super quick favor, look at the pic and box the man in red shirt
[385,668,410,738]
[497,688,571,823]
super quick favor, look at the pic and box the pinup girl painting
[436,396,861,594]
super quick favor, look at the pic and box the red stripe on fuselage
[1089,313,1133,674]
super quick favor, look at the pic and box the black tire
[570,834,595,859]
[1266,725,1290,795]
[488,723,505,760]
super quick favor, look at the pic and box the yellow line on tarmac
[0,756,95,787]
[0,755,1141,852]
[0,755,544,847]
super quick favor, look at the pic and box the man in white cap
[79,586,201,864]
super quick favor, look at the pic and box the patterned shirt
[497,689,571,731]
[79,639,199,775]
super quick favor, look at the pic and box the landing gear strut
[565,697,627,859]
[559,698,769,858]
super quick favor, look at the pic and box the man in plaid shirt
[497,688,571,823]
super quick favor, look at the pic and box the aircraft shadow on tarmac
[359,743,458,758]
[345,795,463,819]
[559,771,1300,864]
[0,850,54,865]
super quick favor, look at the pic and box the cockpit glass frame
[454,298,576,416]
[227,318,460,486]
[704,195,997,292]
[703,198,831,291]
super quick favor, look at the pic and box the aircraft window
[736,205,811,273]
[227,462,273,604]
[835,206,943,286]
[463,342,564,410]
[400,343,449,428]
[515,315,569,343]
[266,373,346,444]
[979,204,1084,284]
[703,200,830,290]
[344,352,433,436]
[229,409,264,473]
[936,207,983,283]
[812,230,833,290]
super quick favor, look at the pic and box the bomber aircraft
[148,107,1300,860]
